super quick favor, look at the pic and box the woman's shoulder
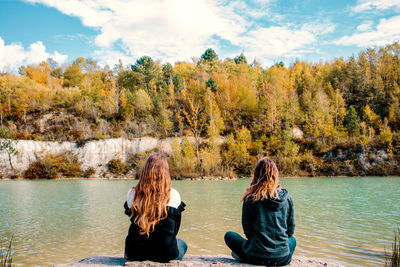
[126,188,135,209]
[280,188,293,199]
[126,187,181,209]
[168,188,181,208]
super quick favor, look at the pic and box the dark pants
[175,238,188,260]
[124,238,187,262]
[224,231,296,266]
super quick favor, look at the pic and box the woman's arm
[242,200,253,239]
[174,202,186,233]
[124,201,132,216]
[124,188,135,217]
[286,196,295,237]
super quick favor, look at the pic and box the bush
[301,150,317,176]
[221,130,253,176]
[24,152,82,179]
[69,129,85,147]
[319,161,340,176]
[169,138,198,178]
[25,161,56,179]
[59,152,82,177]
[83,167,96,178]
[127,152,151,179]
[199,140,222,176]
[107,158,127,176]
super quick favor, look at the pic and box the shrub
[69,129,85,147]
[127,152,151,179]
[274,140,301,176]
[199,141,222,176]
[107,158,127,176]
[60,152,82,177]
[24,161,57,179]
[181,138,197,172]
[169,138,184,175]
[221,130,253,176]
[301,150,317,176]
[83,167,96,178]
[24,152,82,179]
[169,138,197,178]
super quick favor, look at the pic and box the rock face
[292,126,304,140]
[0,137,194,176]
[55,255,344,267]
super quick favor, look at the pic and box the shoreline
[1,175,400,181]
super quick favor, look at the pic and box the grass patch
[0,236,13,267]
[385,228,400,267]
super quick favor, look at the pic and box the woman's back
[242,189,295,259]
[123,154,187,263]
[224,157,296,266]
[124,188,185,262]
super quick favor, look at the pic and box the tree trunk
[116,79,120,112]
[195,133,200,166]
[7,150,13,169]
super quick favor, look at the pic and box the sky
[0,0,400,72]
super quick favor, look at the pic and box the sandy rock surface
[55,255,345,267]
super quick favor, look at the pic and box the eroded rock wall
[0,137,192,176]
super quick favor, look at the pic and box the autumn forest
[1,43,400,178]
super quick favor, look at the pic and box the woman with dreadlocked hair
[224,158,296,266]
[123,153,187,262]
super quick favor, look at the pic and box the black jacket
[124,201,185,262]
[242,189,295,259]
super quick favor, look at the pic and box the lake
[0,177,399,266]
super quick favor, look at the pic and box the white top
[126,188,181,209]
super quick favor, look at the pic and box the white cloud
[357,21,374,31]
[26,0,232,61]
[24,0,332,67]
[335,15,400,47]
[227,0,267,19]
[301,22,336,35]
[93,49,134,69]
[0,37,67,72]
[353,0,400,12]
[251,0,274,4]
[239,26,316,66]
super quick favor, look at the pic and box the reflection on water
[0,177,399,266]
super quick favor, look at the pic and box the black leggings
[224,231,296,266]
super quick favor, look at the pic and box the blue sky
[1,0,400,72]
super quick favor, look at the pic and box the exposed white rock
[0,137,198,176]
[292,126,304,140]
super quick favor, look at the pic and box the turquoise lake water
[0,177,399,266]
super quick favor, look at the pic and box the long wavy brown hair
[131,153,171,236]
[241,157,280,202]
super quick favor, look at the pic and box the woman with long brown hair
[224,157,296,266]
[124,153,187,262]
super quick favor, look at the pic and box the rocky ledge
[55,255,344,267]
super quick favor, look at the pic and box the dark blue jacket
[242,189,295,259]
